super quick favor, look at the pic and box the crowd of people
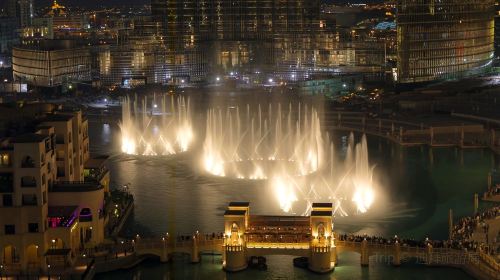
[484,184,500,198]
[452,206,499,241]
[337,205,499,254]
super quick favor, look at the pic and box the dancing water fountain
[202,103,324,180]
[120,95,193,156]
[201,103,377,215]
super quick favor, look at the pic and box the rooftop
[229,202,250,207]
[224,209,247,216]
[248,215,310,227]
[84,155,109,169]
[11,133,48,143]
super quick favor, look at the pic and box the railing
[479,250,500,271]
[246,242,309,249]
[466,252,500,279]
[135,237,223,251]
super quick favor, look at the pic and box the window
[4,224,15,235]
[21,176,37,187]
[28,223,39,233]
[57,167,65,177]
[2,194,12,206]
[22,194,37,206]
[0,154,10,167]
[43,191,47,204]
[21,156,35,168]
[0,173,13,192]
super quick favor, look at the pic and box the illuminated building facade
[98,17,170,86]
[146,0,380,83]
[12,40,91,87]
[397,0,495,84]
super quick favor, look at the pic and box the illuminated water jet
[201,103,377,215]
[120,95,193,156]
[202,104,324,180]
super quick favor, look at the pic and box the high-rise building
[397,0,495,84]
[147,0,343,82]
[4,0,34,28]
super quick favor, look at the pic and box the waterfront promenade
[59,205,499,280]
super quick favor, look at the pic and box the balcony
[84,167,109,183]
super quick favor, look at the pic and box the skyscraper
[397,0,495,84]
[4,0,34,27]
[148,0,336,81]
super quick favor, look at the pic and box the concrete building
[397,0,495,84]
[0,102,109,274]
[12,40,91,88]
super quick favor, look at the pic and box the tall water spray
[120,95,193,156]
[201,104,376,215]
[202,103,324,180]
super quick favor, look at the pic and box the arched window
[317,223,325,238]
[231,222,239,233]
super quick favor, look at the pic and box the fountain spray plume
[120,95,193,156]
[202,103,325,180]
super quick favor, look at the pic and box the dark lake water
[90,90,496,279]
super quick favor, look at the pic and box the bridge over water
[130,202,499,279]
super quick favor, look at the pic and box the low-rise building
[0,103,109,275]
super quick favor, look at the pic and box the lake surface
[90,91,496,279]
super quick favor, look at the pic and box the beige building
[0,103,109,275]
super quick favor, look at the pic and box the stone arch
[3,245,20,264]
[50,238,65,249]
[26,244,40,265]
